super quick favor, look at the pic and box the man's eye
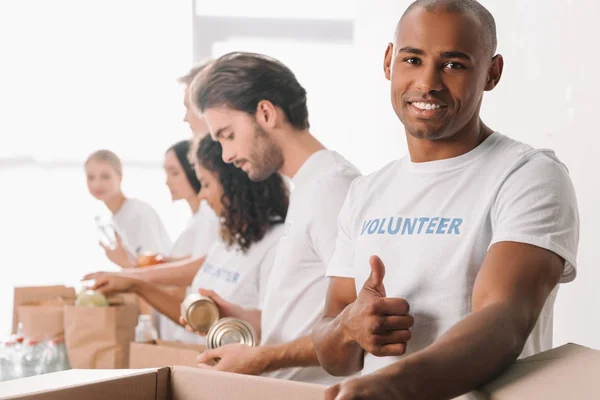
[445,61,465,70]
[404,57,421,65]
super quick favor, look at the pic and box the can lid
[206,318,256,349]
[187,299,219,332]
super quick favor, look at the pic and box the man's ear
[255,100,278,128]
[485,54,504,91]
[384,43,394,81]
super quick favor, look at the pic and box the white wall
[353,0,600,349]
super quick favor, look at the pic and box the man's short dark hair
[402,0,497,57]
[177,59,213,86]
[190,52,310,130]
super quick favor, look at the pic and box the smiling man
[312,1,580,399]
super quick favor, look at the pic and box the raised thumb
[363,255,386,297]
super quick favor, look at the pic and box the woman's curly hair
[196,136,289,251]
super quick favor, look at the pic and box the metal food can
[180,293,220,332]
[206,317,256,349]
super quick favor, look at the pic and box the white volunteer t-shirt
[170,201,219,259]
[261,150,361,385]
[327,133,579,383]
[181,223,283,345]
[158,201,219,342]
[113,198,172,256]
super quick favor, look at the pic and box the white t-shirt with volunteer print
[326,132,579,386]
[260,150,361,385]
[169,201,220,259]
[181,223,284,345]
[158,202,220,342]
[113,198,172,257]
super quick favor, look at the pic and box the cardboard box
[472,343,600,399]
[0,367,326,400]
[129,340,206,368]
[1,343,598,399]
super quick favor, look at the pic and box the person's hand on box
[325,368,406,400]
[196,343,272,375]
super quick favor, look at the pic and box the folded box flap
[479,344,600,399]
[169,366,325,400]
[0,369,161,400]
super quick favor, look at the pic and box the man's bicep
[323,277,357,318]
[473,242,564,329]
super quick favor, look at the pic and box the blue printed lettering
[387,217,402,234]
[361,219,372,235]
[377,218,387,234]
[448,218,463,234]
[425,217,439,234]
[436,218,450,234]
[367,219,380,234]
[402,218,417,235]
[359,216,463,236]
[417,217,430,234]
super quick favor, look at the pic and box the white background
[0,0,597,351]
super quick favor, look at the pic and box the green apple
[75,290,109,307]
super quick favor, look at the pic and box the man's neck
[407,119,493,163]
[278,129,326,179]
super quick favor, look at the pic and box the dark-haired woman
[164,140,218,261]
[87,136,289,344]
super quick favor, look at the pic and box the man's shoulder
[312,151,361,190]
[491,133,569,179]
[347,158,405,198]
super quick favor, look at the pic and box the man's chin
[247,167,276,182]
[406,125,449,141]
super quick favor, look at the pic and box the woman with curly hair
[87,136,289,343]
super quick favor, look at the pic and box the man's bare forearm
[312,315,364,376]
[381,302,526,400]
[127,256,205,286]
[131,280,184,324]
[262,335,322,372]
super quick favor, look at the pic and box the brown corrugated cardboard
[1,343,597,400]
[0,367,326,400]
[0,369,159,400]
[169,367,326,400]
[474,343,600,399]
[129,340,206,368]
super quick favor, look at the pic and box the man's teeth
[412,102,442,110]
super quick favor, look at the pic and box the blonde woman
[85,149,172,267]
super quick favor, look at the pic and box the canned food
[206,318,256,349]
[180,294,220,332]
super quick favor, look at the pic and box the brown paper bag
[12,285,76,334]
[64,302,138,369]
[17,298,74,340]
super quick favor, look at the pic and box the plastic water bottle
[135,315,158,343]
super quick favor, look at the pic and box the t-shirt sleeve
[325,179,358,279]
[134,206,172,255]
[308,175,355,268]
[490,153,579,283]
